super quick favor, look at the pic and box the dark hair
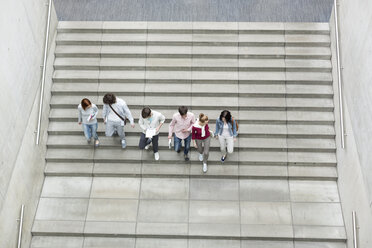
[219,110,232,123]
[199,113,208,124]
[178,106,188,116]
[103,93,116,104]
[141,107,152,118]
[81,98,91,110]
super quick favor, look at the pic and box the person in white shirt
[78,98,99,147]
[102,93,135,149]
[138,107,165,160]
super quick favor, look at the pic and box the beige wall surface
[0,0,57,246]
[330,1,372,247]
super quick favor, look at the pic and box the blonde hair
[199,113,209,124]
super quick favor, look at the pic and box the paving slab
[239,165,288,178]
[142,162,191,176]
[238,151,287,165]
[241,240,294,248]
[189,239,241,248]
[31,236,84,248]
[86,199,138,222]
[148,22,192,31]
[55,45,101,57]
[189,200,240,224]
[84,221,136,235]
[93,162,142,175]
[292,203,344,226]
[192,46,238,55]
[241,224,293,238]
[140,178,189,200]
[102,33,147,43]
[83,237,135,248]
[240,201,292,225]
[52,83,99,94]
[189,223,240,237]
[53,70,99,82]
[288,166,337,180]
[289,180,340,202]
[293,226,346,240]
[136,222,188,236]
[190,178,239,201]
[101,45,147,56]
[240,179,290,201]
[285,47,331,59]
[90,177,140,199]
[239,22,285,32]
[35,198,89,221]
[45,162,94,176]
[294,241,346,248]
[136,238,188,248]
[103,22,147,31]
[138,200,188,223]
[32,220,85,235]
[239,46,285,57]
[41,177,92,198]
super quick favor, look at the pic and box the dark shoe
[177,149,181,153]
[184,154,189,161]
[221,155,227,163]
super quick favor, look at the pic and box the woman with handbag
[214,110,238,162]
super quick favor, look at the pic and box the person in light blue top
[78,98,99,147]
[214,110,238,163]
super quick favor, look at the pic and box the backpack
[231,117,239,132]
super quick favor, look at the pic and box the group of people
[78,93,238,173]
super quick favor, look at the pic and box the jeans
[174,134,191,155]
[218,135,234,156]
[105,121,125,141]
[139,133,159,153]
[83,123,98,141]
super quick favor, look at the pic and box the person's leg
[203,136,211,163]
[92,123,99,140]
[184,135,192,155]
[116,123,126,141]
[174,136,181,153]
[105,121,115,137]
[226,136,234,154]
[139,133,147,149]
[152,135,159,153]
[83,124,91,141]
[195,139,204,155]
[218,135,227,157]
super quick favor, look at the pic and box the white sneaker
[198,153,203,162]
[154,152,160,161]
[145,144,151,150]
[202,163,208,173]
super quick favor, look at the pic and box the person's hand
[215,134,218,139]
[156,126,160,133]
[131,124,135,128]
[182,128,188,132]
[168,135,172,139]
[194,142,198,149]
[78,122,82,125]
[234,137,237,142]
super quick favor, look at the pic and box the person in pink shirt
[168,106,195,161]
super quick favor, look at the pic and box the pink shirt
[168,112,195,139]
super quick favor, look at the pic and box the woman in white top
[78,98,99,147]
[214,110,238,162]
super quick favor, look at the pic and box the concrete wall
[0,0,57,246]
[330,2,372,248]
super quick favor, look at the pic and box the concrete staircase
[31,22,346,248]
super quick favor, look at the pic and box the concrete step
[57,21,330,34]
[31,236,346,248]
[45,146,337,166]
[44,161,339,181]
[49,108,335,124]
[54,44,332,60]
[47,121,336,139]
[49,94,334,111]
[55,31,330,47]
[46,135,336,152]
[53,57,332,73]
[51,82,333,98]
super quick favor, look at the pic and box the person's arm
[232,119,238,138]
[168,115,176,139]
[156,113,166,133]
[78,105,82,124]
[102,104,108,123]
[122,102,135,127]
[192,126,198,148]
[139,116,147,131]
[187,113,196,132]
[214,119,220,137]
[92,104,98,119]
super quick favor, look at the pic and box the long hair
[219,110,232,123]
[81,98,91,110]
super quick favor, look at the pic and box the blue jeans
[174,134,191,155]
[83,123,98,141]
